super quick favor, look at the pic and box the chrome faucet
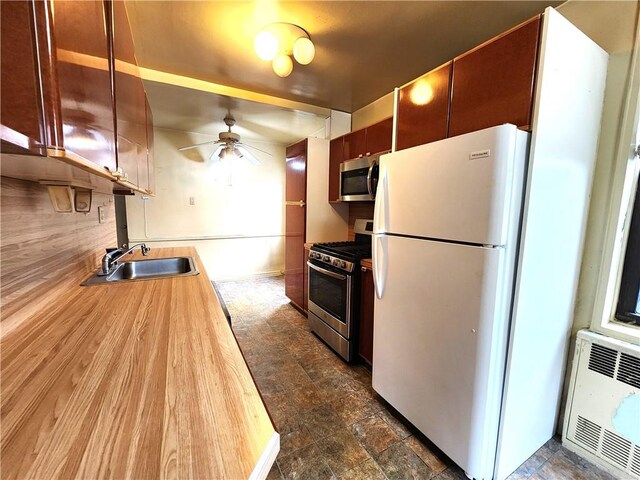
[99,243,150,275]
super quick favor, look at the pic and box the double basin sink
[82,256,199,286]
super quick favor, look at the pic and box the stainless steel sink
[81,256,199,286]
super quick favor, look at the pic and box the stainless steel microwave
[339,155,380,201]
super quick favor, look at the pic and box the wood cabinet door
[0,1,46,155]
[285,140,308,309]
[145,97,155,193]
[328,137,344,202]
[396,62,452,151]
[343,129,367,161]
[110,0,147,186]
[52,0,116,170]
[358,265,375,366]
[449,16,541,137]
[365,117,393,155]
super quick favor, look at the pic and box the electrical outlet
[189,196,195,206]
[98,206,105,223]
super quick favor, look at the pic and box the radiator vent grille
[602,429,632,470]
[617,353,640,389]
[588,344,617,378]
[631,446,640,477]
[575,416,601,452]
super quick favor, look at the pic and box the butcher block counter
[1,247,279,480]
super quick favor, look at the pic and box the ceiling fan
[178,115,270,165]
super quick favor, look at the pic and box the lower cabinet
[358,263,374,366]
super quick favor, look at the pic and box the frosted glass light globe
[254,30,279,61]
[272,54,293,77]
[293,37,315,65]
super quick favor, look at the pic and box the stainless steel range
[307,219,373,362]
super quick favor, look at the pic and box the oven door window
[341,167,369,197]
[308,263,348,323]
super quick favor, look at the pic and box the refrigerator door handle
[373,166,387,233]
[373,235,387,299]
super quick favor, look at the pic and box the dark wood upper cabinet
[343,128,367,161]
[1,1,47,156]
[449,16,541,137]
[365,117,393,155]
[109,0,148,186]
[52,0,116,170]
[145,97,155,194]
[328,137,344,202]
[396,62,452,151]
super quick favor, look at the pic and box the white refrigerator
[372,124,555,479]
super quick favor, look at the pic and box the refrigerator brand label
[469,149,490,160]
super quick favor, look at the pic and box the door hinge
[634,144,640,157]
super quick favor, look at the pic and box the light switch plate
[98,206,105,223]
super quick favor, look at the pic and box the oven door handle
[307,261,347,280]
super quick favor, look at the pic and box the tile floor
[215,276,616,480]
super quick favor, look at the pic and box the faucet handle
[141,244,150,256]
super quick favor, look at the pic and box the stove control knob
[340,261,347,268]
[332,259,340,267]
[323,255,330,262]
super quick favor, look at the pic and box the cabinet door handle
[361,266,367,272]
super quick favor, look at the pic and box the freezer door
[372,234,512,479]
[374,124,528,246]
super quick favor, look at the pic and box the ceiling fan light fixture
[272,53,293,77]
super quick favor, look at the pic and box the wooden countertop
[361,258,373,269]
[1,247,278,480]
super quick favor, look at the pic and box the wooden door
[396,62,452,151]
[52,0,116,170]
[358,265,375,366]
[365,117,393,155]
[328,137,343,202]
[343,128,366,161]
[110,0,147,186]
[0,1,46,156]
[285,139,307,310]
[449,16,541,137]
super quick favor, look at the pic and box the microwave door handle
[367,163,375,199]
[307,261,347,280]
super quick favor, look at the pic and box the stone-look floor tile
[339,459,387,480]
[315,428,371,476]
[509,449,551,478]
[286,383,325,413]
[279,426,315,457]
[267,462,284,480]
[375,441,434,480]
[277,444,336,480]
[377,409,413,440]
[351,414,401,456]
[433,466,468,480]
[404,436,447,474]
[331,392,382,426]
[299,404,347,441]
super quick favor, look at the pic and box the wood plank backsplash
[348,203,375,240]
[1,176,116,337]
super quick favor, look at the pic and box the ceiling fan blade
[236,145,261,165]
[209,145,224,161]
[178,140,220,151]
[237,142,272,157]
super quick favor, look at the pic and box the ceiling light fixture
[254,22,315,77]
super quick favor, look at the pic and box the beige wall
[351,92,394,131]
[125,127,286,280]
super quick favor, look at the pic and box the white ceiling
[126,1,636,144]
